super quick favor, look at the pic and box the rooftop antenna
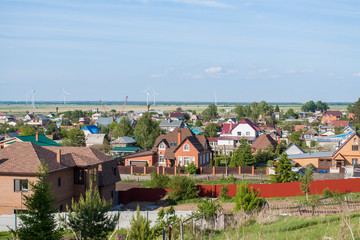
[62,88,70,105]
[152,89,159,106]
[31,89,36,109]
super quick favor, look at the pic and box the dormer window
[159,142,165,150]
[183,144,190,151]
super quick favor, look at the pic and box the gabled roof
[238,118,261,131]
[286,143,307,155]
[331,120,350,127]
[110,136,136,144]
[251,134,278,151]
[221,123,238,134]
[332,132,360,157]
[159,119,184,127]
[36,114,48,121]
[152,128,210,160]
[16,134,61,147]
[324,111,342,117]
[85,134,106,146]
[169,111,184,118]
[82,125,100,134]
[0,142,114,174]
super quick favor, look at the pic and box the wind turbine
[63,88,70,105]
[31,89,36,109]
[152,89,159,106]
[141,87,152,111]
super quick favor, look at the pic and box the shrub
[149,171,170,188]
[128,206,154,240]
[167,175,199,202]
[233,183,264,213]
[194,198,223,220]
[185,163,198,174]
[219,185,230,200]
[322,188,333,198]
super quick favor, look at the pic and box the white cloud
[257,68,269,73]
[353,73,360,77]
[150,68,174,78]
[170,0,230,8]
[204,66,235,78]
[181,73,203,79]
[205,66,222,74]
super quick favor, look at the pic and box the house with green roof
[110,146,141,157]
[0,132,61,149]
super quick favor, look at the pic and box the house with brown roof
[322,111,342,125]
[122,128,213,167]
[0,142,119,215]
[251,134,278,153]
[332,132,360,168]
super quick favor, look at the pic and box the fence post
[200,167,203,174]
[239,166,241,175]
[144,167,146,175]
[157,167,159,175]
[163,167,165,175]
[180,221,184,240]
[213,166,215,175]
[252,166,255,175]
[266,167,269,175]
[130,166,134,175]
[298,203,302,216]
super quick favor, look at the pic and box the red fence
[117,178,360,204]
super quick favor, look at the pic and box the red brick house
[0,142,119,215]
[322,111,342,124]
[123,128,213,167]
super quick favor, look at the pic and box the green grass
[210,212,360,240]
[0,232,12,240]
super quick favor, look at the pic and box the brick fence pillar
[239,166,241,175]
[163,167,165,175]
[200,167,203,174]
[157,167,159,175]
[130,166,134,175]
[266,167,269,175]
[144,166,146,175]
[213,166,216,175]
[252,166,255,175]
[174,166,177,175]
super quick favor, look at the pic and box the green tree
[45,121,61,139]
[234,105,246,121]
[202,104,218,120]
[149,172,170,188]
[19,125,37,136]
[254,145,275,164]
[271,154,297,183]
[17,161,61,240]
[128,205,154,240]
[300,165,314,201]
[64,127,86,146]
[167,175,199,202]
[185,163,198,174]
[204,123,220,137]
[233,183,264,213]
[112,117,134,138]
[229,139,255,167]
[274,105,280,112]
[351,98,360,120]
[64,181,119,240]
[301,101,316,112]
[315,101,329,112]
[284,108,298,119]
[194,198,222,226]
[194,120,203,127]
[289,131,302,144]
[134,112,161,149]
[219,185,230,201]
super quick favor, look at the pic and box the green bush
[322,188,333,198]
[149,171,170,188]
[128,206,154,240]
[233,183,264,213]
[167,175,199,202]
[185,163,198,174]
[219,185,231,201]
[194,198,223,220]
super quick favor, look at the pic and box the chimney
[35,132,39,142]
[57,149,61,164]
[177,128,181,145]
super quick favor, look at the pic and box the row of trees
[234,101,274,122]
[301,100,329,113]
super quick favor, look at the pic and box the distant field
[0,103,348,116]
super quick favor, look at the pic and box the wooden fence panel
[165,167,175,175]
[254,168,266,175]
[241,166,252,174]
[118,166,131,174]
[133,166,144,174]
[146,167,157,174]
[228,167,239,175]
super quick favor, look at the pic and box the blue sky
[0,0,359,102]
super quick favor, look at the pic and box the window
[184,157,190,166]
[355,138,358,144]
[207,153,209,163]
[159,142,165,150]
[58,177,61,187]
[14,179,28,191]
[178,156,182,165]
[158,155,165,163]
[353,159,358,165]
[352,145,359,151]
[237,132,242,136]
[191,157,195,164]
[74,168,85,184]
[246,132,250,136]
[200,155,202,165]
[183,144,190,151]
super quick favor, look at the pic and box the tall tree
[300,165,314,201]
[274,105,280,112]
[204,123,220,137]
[112,117,134,138]
[64,181,119,240]
[134,112,161,149]
[17,161,61,240]
[229,139,254,167]
[201,104,218,120]
[352,98,360,120]
[271,154,297,183]
[234,105,246,121]
[64,127,86,146]
[19,125,37,136]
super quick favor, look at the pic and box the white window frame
[246,132,250,136]
[191,156,195,164]
[183,144,190,151]
[352,158,358,165]
[178,156,182,165]
[159,142,165,150]
[158,155,165,163]
[237,132,242,136]
[183,156,190,166]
